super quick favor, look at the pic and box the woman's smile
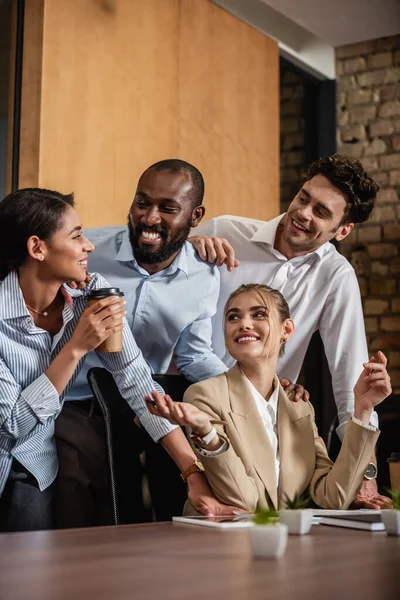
[235,335,261,344]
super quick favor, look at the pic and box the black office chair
[327,415,341,462]
[87,368,191,525]
[375,395,400,494]
[326,399,400,495]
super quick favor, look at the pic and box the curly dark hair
[304,154,379,224]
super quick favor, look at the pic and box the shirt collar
[116,228,135,262]
[250,214,284,247]
[0,271,76,320]
[250,213,331,263]
[0,271,30,320]
[115,228,189,277]
[242,371,280,421]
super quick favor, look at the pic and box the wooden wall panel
[178,0,279,221]
[19,0,44,189]
[5,0,17,194]
[37,0,179,227]
[20,0,279,226]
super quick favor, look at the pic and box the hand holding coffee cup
[70,288,126,356]
[86,288,126,352]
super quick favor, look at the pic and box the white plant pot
[280,509,313,535]
[249,523,288,559]
[381,510,400,536]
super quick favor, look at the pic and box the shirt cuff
[20,374,61,421]
[351,416,378,432]
[195,438,229,457]
[337,409,379,440]
[138,411,178,442]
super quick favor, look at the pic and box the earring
[280,336,286,344]
[39,256,44,261]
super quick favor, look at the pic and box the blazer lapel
[277,387,315,506]
[226,366,278,509]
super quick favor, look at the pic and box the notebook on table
[312,508,381,524]
[173,515,253,529]
[319,512,385,531]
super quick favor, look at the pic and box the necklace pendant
[43,311,48,316]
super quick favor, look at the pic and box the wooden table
[0,522,398,600]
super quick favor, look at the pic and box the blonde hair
[224,284,291,358]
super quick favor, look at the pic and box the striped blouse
[0,270,175,495]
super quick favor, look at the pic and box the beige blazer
[184,365,379,514]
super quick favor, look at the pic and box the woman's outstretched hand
[146,390,213,438]
[353,351,392,424]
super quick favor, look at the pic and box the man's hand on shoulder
[280,378,310,402]
[66,272,91,290]
[189,236,240,272]
[350,479,392,509]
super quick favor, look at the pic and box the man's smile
[290,217,310,233]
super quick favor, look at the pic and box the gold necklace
[26,304,51,317]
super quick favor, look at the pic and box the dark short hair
[0,188,74,280]
[304,154,379,224]
[145,159,204,208]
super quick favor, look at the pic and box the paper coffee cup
[87,287,124,353]
[387,452,400,491]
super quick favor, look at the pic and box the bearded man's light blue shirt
[68,227,227,400]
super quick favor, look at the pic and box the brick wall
[280,66,305,212]
[336,35,400,393]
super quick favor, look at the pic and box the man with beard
[190,154,392,510]
[73,159,228,388]
[56,159,231,528]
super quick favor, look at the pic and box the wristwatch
[364,462,378,480]
[180,460,205,482]
[191,426,217,447]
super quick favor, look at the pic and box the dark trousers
[0,460,54,532]
[54,400,114,529]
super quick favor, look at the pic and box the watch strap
[180,460,205,482]
[191,426,217,446]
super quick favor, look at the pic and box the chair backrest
[327,415,341,462]
[87,367,191,525]
[327,399,400,495]
[375,395,400,493]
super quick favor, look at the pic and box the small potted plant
[280,493,313,535]
[381,489,400,536]
[249,506,288,559]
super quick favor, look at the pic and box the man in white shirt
[190,154,391,509]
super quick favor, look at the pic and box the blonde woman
[147,283,392,513]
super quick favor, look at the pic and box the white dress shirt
[243,374,280,486]
[194,214,378,439]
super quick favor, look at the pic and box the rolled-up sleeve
[97,318,177,442]
[0,360,61,439]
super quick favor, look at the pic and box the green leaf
[253,504,280,525]
[283,492,310,510]
[385,487,400,510]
